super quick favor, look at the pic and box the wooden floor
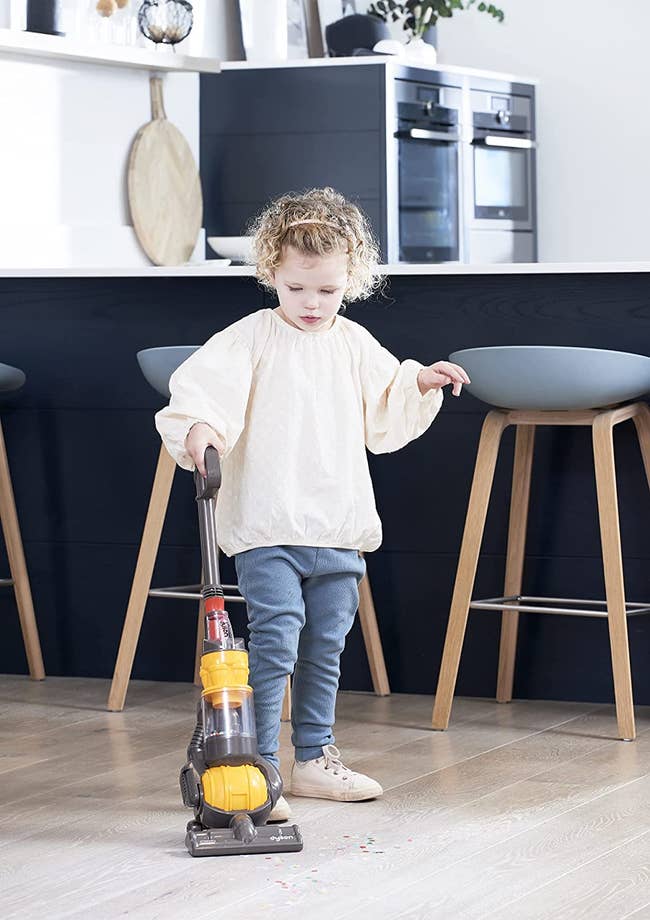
[2,677,650,920]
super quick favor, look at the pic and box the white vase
[0,0,10,28]
[240,0,288,62]
[9,0,25,30]
[405,36,437,65]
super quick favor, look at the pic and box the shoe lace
[322,744,352,779]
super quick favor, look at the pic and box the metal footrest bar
[469,595,650,618]
[0,577,14,586]
[148,584,245,603]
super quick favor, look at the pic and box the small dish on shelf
[189,259,232,267]
[207,236,254,263]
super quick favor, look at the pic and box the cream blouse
[155,308,443,557]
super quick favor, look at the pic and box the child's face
[273,245,348,332]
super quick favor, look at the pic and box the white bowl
[373,39,406,57]
[207,236,254,263]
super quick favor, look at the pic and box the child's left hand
[417,361,471,397]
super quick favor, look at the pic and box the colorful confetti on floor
[252,829,415,904]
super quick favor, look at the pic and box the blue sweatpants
[234,545,366,768]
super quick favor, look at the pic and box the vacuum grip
[194,446,221,500]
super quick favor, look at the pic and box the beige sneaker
[268,794,292,822]
[290,745,383,802]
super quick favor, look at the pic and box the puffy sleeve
[359,331,443,455]
[154,326,253,470]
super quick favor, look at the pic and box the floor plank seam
[419,721,650,821]
[368,769,650,916]
[618,900,650,920]
[383,704,606,794]
[0,732,193,813]
[335,697,600,751]
[480,826,650,919]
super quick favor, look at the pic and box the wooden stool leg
[496,424,535,702]
[107,446,176,711]
[592,414,635,741]
[632,403,650,491]
[358,559,390,696]
[281,675,292,722]
[432,411,509,729]
[0,420,45,680]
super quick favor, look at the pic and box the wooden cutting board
[128,76,203,266]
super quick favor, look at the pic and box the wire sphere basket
[138,0,193,46]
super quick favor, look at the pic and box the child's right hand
[185,422,226,476]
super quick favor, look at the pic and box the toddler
[155,187,469,821]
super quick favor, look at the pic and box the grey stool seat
[451,346,650,411]
[108,345,391,711]
[0,362,26,394]
[137,346,199,399]
[432,347,650,742]
[0,362,44,680]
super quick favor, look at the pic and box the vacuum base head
[186,823,303,857]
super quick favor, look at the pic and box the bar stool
[108,346,390,711]
[0,362,44,680]
[432,346,650,742]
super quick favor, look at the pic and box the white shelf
[0,27,220,73]
[0,263,255,278]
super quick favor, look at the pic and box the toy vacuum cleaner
[179,446,303,857]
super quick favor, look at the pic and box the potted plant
[368,0,505,64]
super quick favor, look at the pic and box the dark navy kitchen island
[2,263,650,706]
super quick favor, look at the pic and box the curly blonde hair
[248,187,381,302]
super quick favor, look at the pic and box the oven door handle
[397,128,461,143]
[473,135,537,150]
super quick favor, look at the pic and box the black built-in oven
[470,90,535,230]
[395,80,463,262]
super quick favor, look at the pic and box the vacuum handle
[194,446,221,500]
[194,446,222,591]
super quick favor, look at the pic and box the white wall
[0,57,200,267]
[434,0,650,262]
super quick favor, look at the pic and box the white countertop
[381,262,650,275]
[220,56,538,87]
[1,262,650,278]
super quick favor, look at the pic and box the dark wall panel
[200,67,384,135]
[200,66,385,244]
